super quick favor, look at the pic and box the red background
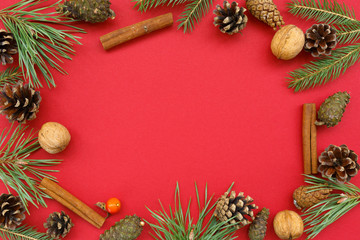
[1,0,360,239]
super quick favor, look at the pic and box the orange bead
[106,197,121,214]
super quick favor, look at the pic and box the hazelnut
[273,210,304,239]
[271,25,305,60]
[38,122,71,154]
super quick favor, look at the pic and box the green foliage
[337,23,360,44]
[132,0,189,12]
[302,175,360,239]
[0,124,61,213]
[0,0,85,88]
[0,67,22,88]
[145,183,240,240]
[288,43,360,91]
[0,225,54,240]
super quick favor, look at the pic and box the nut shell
[271,25,305,60]
[38,122,71,154]
[273,210,304,239]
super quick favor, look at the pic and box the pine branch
[132,0,189,12]
[301,175,360,239]
[288,43,360,91]
[0,0,85,88]
[0,67,22,88]
[177,0,214,33]
[0,225,54,240]
[288,0,359,25]
[336,23,360,44]
[0,124,62,213]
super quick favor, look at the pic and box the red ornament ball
[106,197,121,214]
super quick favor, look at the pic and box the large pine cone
[304,24,337,57]
[0,194,26,230]
[318,144,359,183]
[214,191,258,229]
[0,30,17,65]
[246,0,285,30]
[293,185,331,209]
[44,211,74,239]
[56,0,115,23]
[100,215,144,240]
[0,82,41,123]
[248,208,269,240]
[213,1,248,35]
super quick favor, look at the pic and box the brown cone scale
[0,194,26,230]
[293,185,331,209]
[246,0,285,30]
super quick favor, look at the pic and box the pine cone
[248,208,269,240]
[213,1,248,35]
[100,215,144,240]
[56,0,115,23]
[246,0,285,30]
[318,144,359,183]
[304,24,337,57]
[214,191,258,229]
[0,82,41,123]
[44,211,74,239]
[316,91,350,127]
[0,194,26,230]
[0,29,17,65]
[293,185,331,209]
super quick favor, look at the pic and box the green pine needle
[288,0,359,25]
[287,43,360,91]
[301,175,360,239]
[0,225,54,240]
[0,0,85,89]
[178,0,214,33]
[0,67,22,88]
[0,123,62,213]
[132,0,189,12]
[336,23,360,44]
[145,182,241,239]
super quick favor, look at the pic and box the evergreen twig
[0,67,22,88]
[132,0,189,12]
[0,0,85,88]
[336,23,360,44]
[0,123,61,213]
[0,225,54,240]
[301,175,360,239]
[145,183,240,239]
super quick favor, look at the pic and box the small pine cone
[248,208,269,240]
[318,144,359,183]
[304,24,337,57]
[100,215,144,240]
[0,82,41,123]
[293,185,331,209]
[214,191,258,229]
[0,193,26,230]
[0,29,17,65]
[213,1,248,35]
[44,211,74,239]
[246,0,285,30]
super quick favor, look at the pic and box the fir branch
[0,225,54,240]
[301,175,360,239]
[0,0,85,88]
[178,0,214,33]
[0,67,22,88]
[287,43,360,91]
[0,124,61,213]
[288,0,359,25]
[146,183,240,240]
[336,23,360,44]
[132,0,189,12]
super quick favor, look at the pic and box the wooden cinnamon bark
[303,104,312,174]
[310,104,318,174]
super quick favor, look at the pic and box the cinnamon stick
[303,104,312,174]
[100,13,173,50]
[310,103,318,174]
[40,178,105,229]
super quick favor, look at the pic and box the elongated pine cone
[304,24,337,57]
[100,215,144,240]
[293,185,331,209]
[318,144,359,183]
[248,208,269,240]
[214,191,258,229]
[0,194,26,230]
[0,29,17,65]
[0,82,41,123]
[246,0,284,30]
[44,211,74,239]
[213,1,248,35]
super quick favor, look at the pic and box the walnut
[273,210,304,239]
[271,25,305,60]
[38,122,71,154]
